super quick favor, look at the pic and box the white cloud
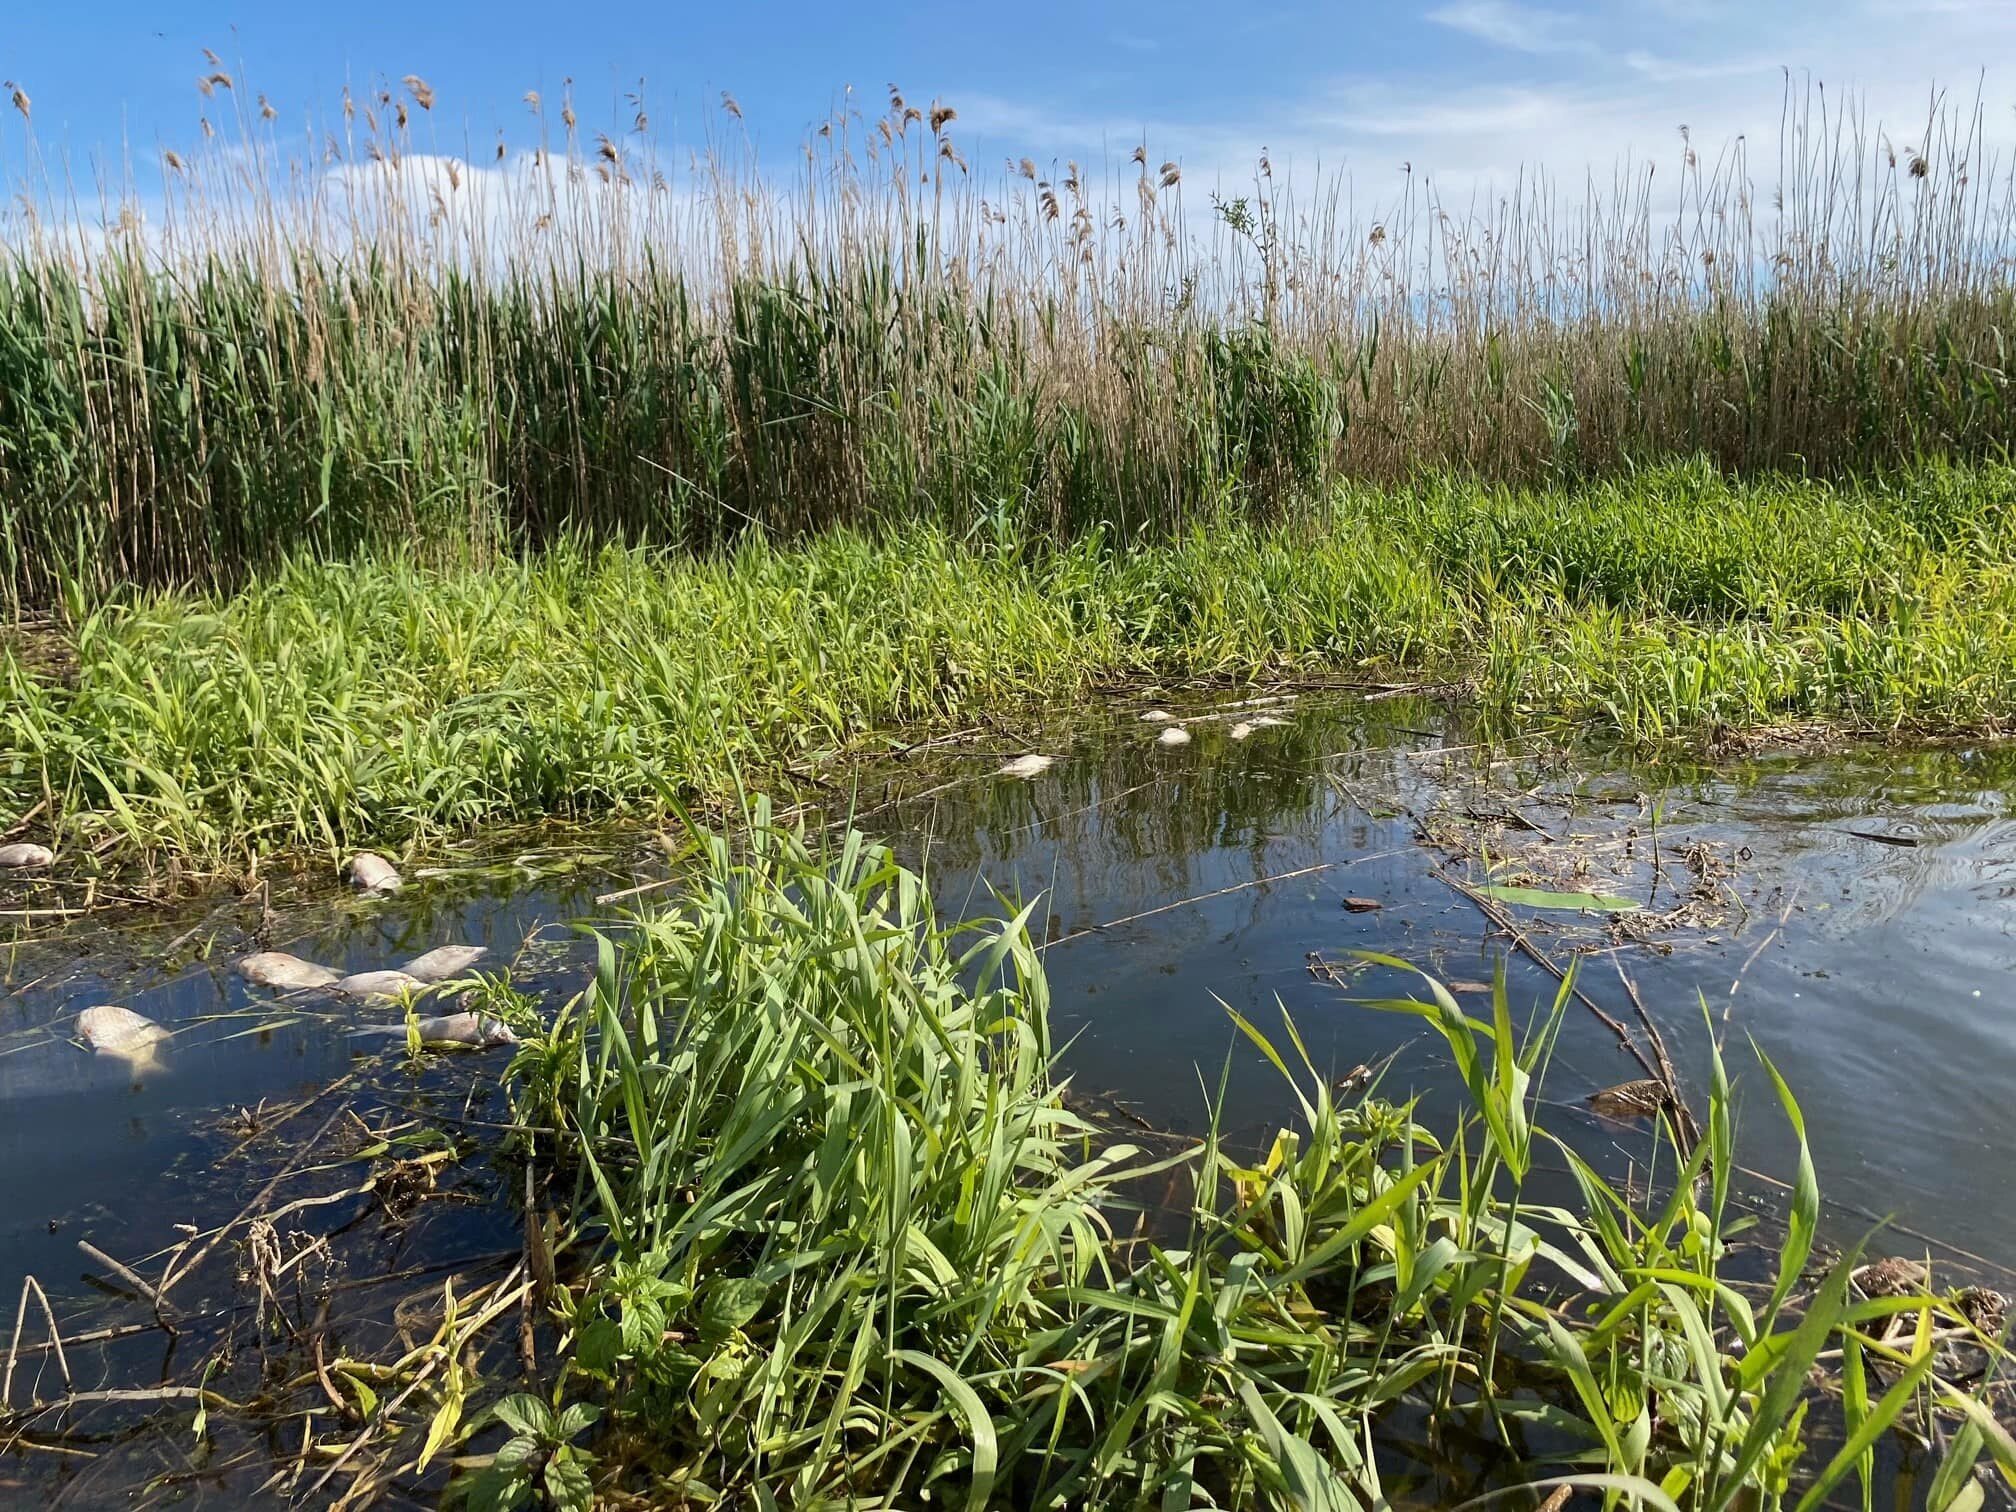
[1425,1,1591,55]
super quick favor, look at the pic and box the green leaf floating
[1472,884,1640,912]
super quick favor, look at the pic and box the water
[2,691,2013,1496]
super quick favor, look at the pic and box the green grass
[6,459,2016,869]
[463,811,2010,1508]
[1,76,2014,602]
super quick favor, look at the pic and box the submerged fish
[1586,1079,1670,1122]
[1852,1255,1931,1298]
[0,842,54,869]
[1155,726,1191,747]
[238,951,343,991]
[76,1004,171,1070]
[337,970,428,1001]
[347,853,402,895]
[997,754,1056,780]
[352,1012,520,1050]
[400,945,488,984]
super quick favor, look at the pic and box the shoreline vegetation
[4,461,2016,869]
[2,73,2015,866]
[468,813,2010,1508]
[0,78,2013,605]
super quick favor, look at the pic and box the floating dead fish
[76,1005,171,1070]
[237,951,343,991]
[1139,709,1173,723]
[1228,722,1255,740]
[337,970,428,1001]
[0,842,54,869]
[1586,1079,1670,1122]
[1446,980,1494,995]
[347,853,402,895]
[1852,1255,1931,1298]
[1155,726,1191,747]
[1341,897,1383,913]
[353,1012,520,1050]
[1249,716,1290,729]
[997,754,1056,780]
[400,945,488,984]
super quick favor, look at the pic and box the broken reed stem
[3,1274,69,1408]
[1433,866,1670,1090]
[160,1104,351,1300]
[76,1239,177,1333]
[1612,958,1702,1151]
[304,1263,531,1499]
[1040,849,1413,952]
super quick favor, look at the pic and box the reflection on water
[882,702,2016,1268]
[3,694,2016,1482]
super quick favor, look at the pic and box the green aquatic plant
[486,812,2012,1508]
[8,461,2016,867]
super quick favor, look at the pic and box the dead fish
[1852,1255,1931,1298]
[1249,715,1290,729]
[353,1012,520,1050]
[237,951,343,991]
[998,754,1056,780]
[0,842,54,869]
[337,970,428,1001]
[347,853,402,895]
[400,945,488,984]
[1341,897,1383,914]
[1155,726,1191,747]
[76,1005,171,1070]
[1139,709,1173,723]
[1587,1079,1671,1122]
[1229,722,1255,740]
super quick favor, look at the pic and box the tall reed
[1,74,2013,604]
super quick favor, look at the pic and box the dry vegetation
[0,72,2012,603]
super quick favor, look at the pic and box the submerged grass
[6,459,2016,868]
[475,811,2012,1508]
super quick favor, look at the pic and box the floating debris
[1587,1079,1671,1121]
[347,853,402,895]
[1852,1255,1931,1298]
[400,945,489,984]
[1341,897,1383,913]
[1139,709,1173,723]
[337,969,427,1001]
[238,951,343,991]
[353,1012,519,1049]
[76,1004,171,1070]
[1958,1285,2008,1332]
[1156,726,1191,747]
[0,842,54,869]
[998,754,1057,780]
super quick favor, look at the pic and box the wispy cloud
[1424,1,1590,56]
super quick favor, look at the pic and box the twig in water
[303,1264,532,1499]
[3,1275,69,1408]
[159,1104,350,1300]
[1432,867,1667,1087]
[76,1240,176,1333]
[1039,848,1412,951]
[1611,959,1700,1151]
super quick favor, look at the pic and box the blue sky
[4,1,2012,199]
